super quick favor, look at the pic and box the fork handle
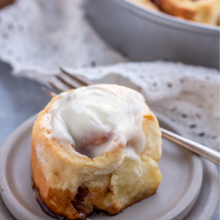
[161,128,220,166]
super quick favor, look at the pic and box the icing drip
[50,84,149,158]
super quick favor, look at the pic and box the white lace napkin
[0,0,125,74]
[0,0,219,150]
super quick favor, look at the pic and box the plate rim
[0,113,203,220]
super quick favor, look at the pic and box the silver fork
[45,69,220,165]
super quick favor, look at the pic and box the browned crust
[130,0,160,11]
[32,179,158,220]
[0,0,15,9]
[154,0,196,19]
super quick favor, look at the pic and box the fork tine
[60,68,92,86]
[56,75,79,89]
[41,86,57,97]
[49,81,65,93]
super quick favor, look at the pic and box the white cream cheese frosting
[48,84,150,158]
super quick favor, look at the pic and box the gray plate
[0,113,203,220]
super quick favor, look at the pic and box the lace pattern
[0,0,125,74]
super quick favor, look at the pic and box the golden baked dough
[153,0,220,25]
[129,0,160,11]
[31,86,162,220]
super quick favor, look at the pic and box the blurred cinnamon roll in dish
[130,0,219,25]
[153,0,219,25]
[31,84,162,220]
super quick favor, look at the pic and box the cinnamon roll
[153,0,219,25]
[31,84,162,220]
